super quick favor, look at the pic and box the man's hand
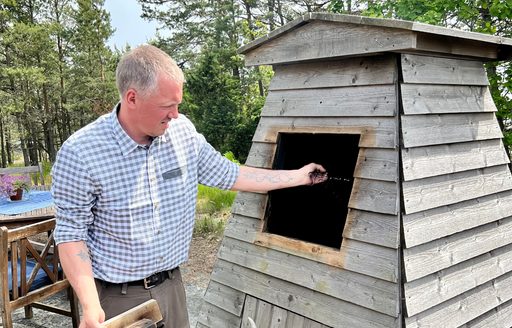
[300,163,328,185]
[79,306,105,328]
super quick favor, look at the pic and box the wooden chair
[0,218,80,327]
[100,299,163,328]
[0,164,45,186]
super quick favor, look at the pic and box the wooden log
[253,116,397,149]
[403,189,512,248]
[218,236,398,316]
[244,20,415,66]
[403,216,512,281]
[401,54,488,85]
[401,112,502,148]
[401,139,510,181]
[401,84,496,114]
[261,85,397,117]
[405,271,512,328]
[211,259,398,328]
[100,300,162,328]
[402,164,512,214]
[269,55,397,90]
[404,242,512,316]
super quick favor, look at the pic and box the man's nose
[168,108,179,119]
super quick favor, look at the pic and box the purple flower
[0,174,31,197]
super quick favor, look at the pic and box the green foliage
[194,214,226,236]
[196,184,236,215]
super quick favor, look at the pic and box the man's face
[135,75,183,138]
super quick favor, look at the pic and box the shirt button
[156,230,160,235]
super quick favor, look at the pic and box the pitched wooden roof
[239,13,512,65]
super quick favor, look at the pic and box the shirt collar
[109,103,170,156]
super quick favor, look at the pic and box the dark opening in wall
[265,133,360,249]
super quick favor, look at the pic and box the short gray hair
[116,44,185,98]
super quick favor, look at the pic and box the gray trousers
[95,268,189,328]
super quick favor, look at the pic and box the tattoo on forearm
[242,171,293,184]
[76,249,91,263]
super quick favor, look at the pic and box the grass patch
[196,184,236,215]
[194,213,228,237]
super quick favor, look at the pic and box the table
[0,190,55,229]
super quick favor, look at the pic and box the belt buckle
[143,275,158,289]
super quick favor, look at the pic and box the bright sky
[104,0,159,49]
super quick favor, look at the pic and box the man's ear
[124,89,137,107]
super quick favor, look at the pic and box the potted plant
[0,174,31,201]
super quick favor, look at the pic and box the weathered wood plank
[218,236,398,316]
[354,148,398,182]
[401,54,488,85]
[344,209,399,249]
[197,302,241,328]
[231,192,267,219]
[349,178,398,215]
[405,270,512,328]
[402,164,512,214]
[269,305,288,328]
[269,55,397,90]
[253,233,397,282]
[244,20,415,66]
[211,259,398,328]
[253,116,397,149]
[202,281,245,316]
[245,142,276,168]
[401,84,497,114]
[285,312,305,328]
[403,216,512,281]
[404,242,512,316]
[240,295,257,328]
[261,85,397,117]
[401,139,510,181]
[415,33,499,59]
[341,238,398,283]
[224,214,262,243]
[401,112,503,148]
[254,297,272,328]
[461,297,512,328]
[404,189,512,248]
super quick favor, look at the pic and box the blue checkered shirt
[52,105,239,283]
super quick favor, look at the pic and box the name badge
[162,167,184,180]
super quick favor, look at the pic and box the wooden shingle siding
[403,216,512,281]
[223,214,261,243]
[269,55,397,90]
[202,281,245,316]
[403,189,512,248]
[218,237,398,316]
[400,85,496,115]
[244,21,415,66]
[461,298,512,328]
[401,139,510,181]
[245,142,276,168]
[230,192,267,219]
[252,116,397,148]
[197,302,242,328]
[344,209,399,249]
[404,242,512,316]
[211,259,398,328]
[415,33,500,59]
[354,148,398,182]
[401,54,489,85]
[261,85,397,117]
[402,164,512,214]
[401,112,503,148]
[349,179,398,215]
[241,296,331,328]
[404,270,512,328]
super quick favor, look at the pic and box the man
[52,44,326,328]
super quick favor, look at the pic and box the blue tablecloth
[0,190,53,215]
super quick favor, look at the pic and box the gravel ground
[6,234,222,327]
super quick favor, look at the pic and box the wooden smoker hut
[198,13,512,328]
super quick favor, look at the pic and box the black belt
[100,268,177,290]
